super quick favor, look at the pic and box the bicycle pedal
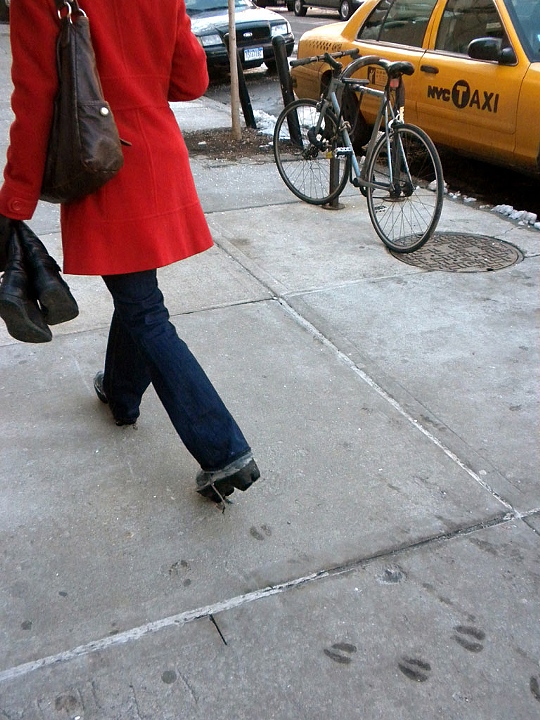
[334,147,353,158]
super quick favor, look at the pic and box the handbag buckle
[57,0,86,21]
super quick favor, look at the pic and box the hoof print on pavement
[54,693,80,712]
[250,525,272,540]
[379,565,407,584]
[324,642,357,664]
[398,656,432,682]
[530,676,540,702]
[453,625,485,653]
[161,670,177,684]
[168,559,192,586]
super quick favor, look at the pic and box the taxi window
[504,0,540,62]
[357,0,437,47]
[436,0,505,54]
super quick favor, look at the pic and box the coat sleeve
[168,0,209,102]
[0,0,59,220]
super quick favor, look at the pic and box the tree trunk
[228,0,242,141]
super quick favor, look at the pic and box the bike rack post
[272,35,302,146]
[221,32,258,130]
[324,158,343,210]
[272,35,295,109]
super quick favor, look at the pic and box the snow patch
[492,204,538,227]
[254,110,277,137]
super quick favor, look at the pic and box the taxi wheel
[0,0,9,23]
[294,0,307,16]
[342,92,370,154]
[339,0,352,20]
[321,75,370,154]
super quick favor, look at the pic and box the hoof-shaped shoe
[196,454,260,503]
[93,371,137,427]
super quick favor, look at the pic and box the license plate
[244,46,264,62]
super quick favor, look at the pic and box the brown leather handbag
[40,0,124,204]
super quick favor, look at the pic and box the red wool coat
[0,0,213,275]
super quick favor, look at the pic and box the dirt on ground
[183,127,274,160]
[183,126,540,218]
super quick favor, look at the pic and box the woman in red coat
[0,0,260,503]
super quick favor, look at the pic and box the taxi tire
[339,0,352,20]
[0,0,9,23]
[342,92,370,154]
[320,74,369,154]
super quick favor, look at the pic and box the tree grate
[390,233,523,272]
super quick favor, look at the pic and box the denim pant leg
[102,270,251,470]
[103,308,152,423]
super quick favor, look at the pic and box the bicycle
[272,50,445,253]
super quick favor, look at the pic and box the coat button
[100,106,110,116]
[9,199,24,213]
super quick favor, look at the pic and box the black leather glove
[0,214,14,272]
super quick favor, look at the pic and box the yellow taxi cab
[291,0,540,174]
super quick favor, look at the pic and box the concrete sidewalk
[1,38,539,718]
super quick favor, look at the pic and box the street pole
[227,0,242,140]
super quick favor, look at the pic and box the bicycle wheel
[273,99,350,206]
[365,123,444,252]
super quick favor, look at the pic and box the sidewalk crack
[0,512,519,686]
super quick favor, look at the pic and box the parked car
[0,0,9,24]
[186,0,294,70]
[293,0,364,21]
[291,0,540,174]
[254,0,288,8]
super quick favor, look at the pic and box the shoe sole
[197,460,261,502]
[39,284,79,326]
[0,295,52,343]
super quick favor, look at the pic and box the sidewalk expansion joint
[276,298,517,515]
[0,512,521,686]
[210,232,522,520]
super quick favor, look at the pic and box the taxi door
[350,0,441,124]
[415,0,524,163]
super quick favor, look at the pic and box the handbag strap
[53,0,85,20]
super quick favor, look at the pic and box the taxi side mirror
[468,38,517,65]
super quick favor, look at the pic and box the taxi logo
[427,80,500,113]
[312,40,343,53]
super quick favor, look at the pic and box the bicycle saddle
[386,61,415,78]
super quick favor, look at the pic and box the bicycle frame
[313,54,406,192]
[274,49,444,252]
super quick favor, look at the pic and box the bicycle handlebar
[290,50,415,81]
[341,54,414,79]
[290,48,360,68]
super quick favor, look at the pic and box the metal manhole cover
[390,233,523,272]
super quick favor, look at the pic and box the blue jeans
[102,270,251,471]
